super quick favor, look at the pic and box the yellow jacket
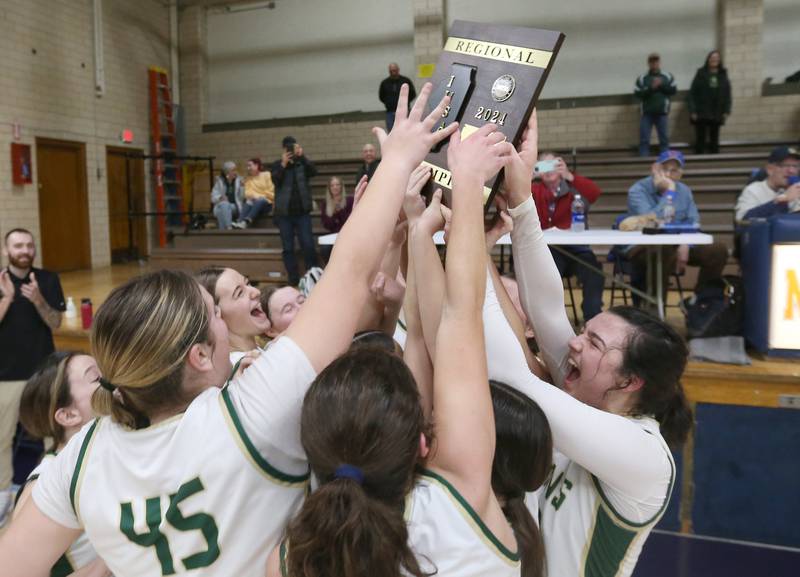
[244,172,275,203]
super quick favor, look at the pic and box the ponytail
[286,479,426,577]
[654,382,693,448]
[609,306,694,449]
[502,496,545,577]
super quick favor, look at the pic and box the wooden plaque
[422,20,565,210]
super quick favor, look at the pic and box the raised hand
[235,349,262,379]
[373,83,459,172]
[416,189,446,237]
[20,272,44,307]
[447,123,514,187]
[371,271,406,312]
[485,210,513,251]
[0,269,14,301]
[403,164,431,224]
[503,109,539,208]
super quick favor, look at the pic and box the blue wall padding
[655,448,683,532]
[691,403,800,547]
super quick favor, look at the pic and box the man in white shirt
[735,146,800,221]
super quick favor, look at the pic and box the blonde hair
[90,270,211,428]
[325,176,347,218]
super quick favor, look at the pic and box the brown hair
[610,306,693,448]
[19,352,80,446]
[285,347,430,577]
[196,266,227,304]
[490,380,552,577]
[90,270,211,429]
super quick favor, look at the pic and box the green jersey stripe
[69,419,99,518]
[50,552,74,577]
[419,469,521,563]
[583,502,639,577]
[219,388,309,486]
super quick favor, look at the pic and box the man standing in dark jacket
[379,63,416,131]
[270,136,319,286]
[635,53,677,156]
[688,50,732,154]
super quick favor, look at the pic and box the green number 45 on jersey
[120,477,220,575]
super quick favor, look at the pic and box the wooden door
[35,138,91,271]
[106,147,147,262]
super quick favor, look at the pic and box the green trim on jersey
[50,552,74,577]
[279,540,288,577]
[583,502,639,577]
[419,469,520,564]
[69,419,100,519]
[219,388,310,486]
[589,431,676,528]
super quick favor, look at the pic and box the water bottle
[571,193,587,232]
[663,193,676,225]
[65,296,77,319]
[80,298,93,330]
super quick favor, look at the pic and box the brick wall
[0,0,171,268]
[182,0,799,171]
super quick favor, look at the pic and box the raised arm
[481,274,672,520]
[286,84,458,371]
[427,123,514,519]
[503,111,576,386]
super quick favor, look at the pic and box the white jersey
[406,469,521,577]
[538,416,674,577]
[34,337,316,577]
[26,453,98,577]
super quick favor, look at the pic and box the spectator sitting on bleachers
[355,143,380,185]
[318,176,354,261]
[627,150,729,299]
[234,158,274,229]
[735,146,800,221]
[210,161,244,230]
[531,152,604,321]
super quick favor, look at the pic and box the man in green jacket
[635,53,677,156]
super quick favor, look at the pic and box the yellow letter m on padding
[785,269,800,320]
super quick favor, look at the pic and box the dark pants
[639,113,669,157]
[275,214,319,285]
[550,246,604,321]
[386,111,396,132]
[631,242,729,302]
[694,120,721,154]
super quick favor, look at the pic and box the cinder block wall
[0,0,171,267]
[181,0,799,173]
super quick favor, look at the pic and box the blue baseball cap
[656,150,685,167]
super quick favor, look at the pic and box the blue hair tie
[334,464,364,485]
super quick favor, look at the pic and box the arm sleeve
[686,190,701,225]
[210,178,224,204]
[634,75,649,98]
[627,179,660,216]
[32,425,89,530]
[743,200,788,220]
[508,195,575,387]
[571,174,602,205]
[687,74,699,113]
[271,162,286,186]
[378,79,387,105]
[406,79,417,102]
[481,271,672,518]
[44,274,66,312]
[723,75,732,115]
[662,73,677,95]
[735,184,768,221]
[225,337,317,471]
[303,158,318,179]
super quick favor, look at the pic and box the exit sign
[121,129,134,143]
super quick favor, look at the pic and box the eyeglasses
[663,167,683,175]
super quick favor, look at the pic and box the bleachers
[159,139,789,285]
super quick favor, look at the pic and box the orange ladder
[148,66,184,247]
